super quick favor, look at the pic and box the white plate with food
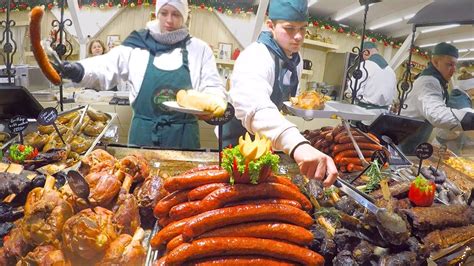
[284,101,377,121]
[162,101,211,115]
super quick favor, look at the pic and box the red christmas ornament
[91,0,98,7]
[235,7,241,13]
[200,3,205,9]
[121,0,128,6]
[371,38,376,42]
[312,21,319,27]
[137,0,143,5]
[10,3,16,9]
[108,1,113,7]
[337,27,344,33]
[218,7,223,13]
[47,3,54,9]
[384,41,388,46]
[324,25,331,30]
[0,8,5,13]
[152,0,156,5]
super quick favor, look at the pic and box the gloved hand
[53,61,85,83]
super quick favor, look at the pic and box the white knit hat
[458,78,474,92]
[155,0,189,23]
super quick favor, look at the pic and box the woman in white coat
[59,0,225,149]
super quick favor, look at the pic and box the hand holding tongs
[41,40,63,72]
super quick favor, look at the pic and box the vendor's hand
[53,61,85,83]
[293,143,338,187]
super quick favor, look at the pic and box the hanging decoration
[0,0,430,58]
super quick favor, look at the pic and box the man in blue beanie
[222,0,337,186]
[400,42,474,154]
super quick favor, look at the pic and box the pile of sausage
[303,125,383,173]
[150,166,324,265]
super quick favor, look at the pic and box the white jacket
[229,41,306,154]
[348,60,396,107]
[77,34,225,104]
[401,75,474,131]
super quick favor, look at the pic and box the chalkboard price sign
[415,142,433,160]
[37,107,58,126]
[8,115,29,134]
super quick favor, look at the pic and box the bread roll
[176,90,227,116]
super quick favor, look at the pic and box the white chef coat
[229,42,306,154]
[76,36,226,104]
[401,75,474,131]
[348,60,397,107]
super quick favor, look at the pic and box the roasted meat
[0,172,31,199]
[20,176,74,246]
[112,176,140,235]
[117,154,150,183]
[2,226,31,262]
[379,251,418,266]
[83,121,106,137]
[403,205,474,231]
[24,132,49,150]
[423,224,474,251]
[0,222,14,245]
[87,109,109,123]
[79,149,116,176]
[332,250,357,266]
[133,175,166,228]
[17,245,69,266]
[62,207,119,260]
[352,240,375,265]
[85,170,122,208]
[0,203,23,223]
[99,228,146,266]
[370,182,411,200]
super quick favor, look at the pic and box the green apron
[129,43,199,149]
[222,53,287,147]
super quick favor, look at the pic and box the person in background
[435,67,474,153]
[87,39,107,57]
[347,41,396,113]
[222,0,337,185]
[57,0,226,149]
[400,42,474,154]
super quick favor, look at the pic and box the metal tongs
[41,40,63,72]
[342,119,370,167]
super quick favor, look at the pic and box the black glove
[461,112,474,131]
[53,61,85,83]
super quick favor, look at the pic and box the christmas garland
[0,0,429,58]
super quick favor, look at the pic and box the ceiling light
[421,24,460,34]
[335,4,374,21]
[458,49,469,53]
[403,13,415,20]
[369,18,403,30]
[419,43,437,48]
[458,57,474,61]
[453,38,474,43]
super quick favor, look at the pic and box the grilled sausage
[188,256,297,266]
[150,217,193,248]
[181,204,313,242]
[29,7,61,85]
[181,165,220,175]
[334,150,375,162]
[163,170,230,192]
[154,189,190,218]
[332,143,382,154]
[187,183,228,201]
[165,237,324,266]
[224,198,302,209]
[169,183,312,220]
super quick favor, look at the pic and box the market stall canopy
[407,0,474,27]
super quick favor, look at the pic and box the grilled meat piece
[309,224,336,258]
[370,182,411,200]
[332,250,357,266]
[62,207,119,260]
[379,251,418,266]
[334,196,363,215]
[20,176,74,246]
[423,224,474,251]
[2,226,32,262]
[79,149,117,176]
[0,222,14,245]
[112,176,140,235]
[85,171,122,208]
[17,245,69,266]
[352,240,375,265]
[133,175,166,229]
[334,228,361,253]
[98,228,146,266]
[403,205,474,231]
[0,173,31,199]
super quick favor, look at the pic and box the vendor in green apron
[400,42,474,155]
[222,0,337,186]
[58,0,226,149]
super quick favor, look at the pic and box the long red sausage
[163,170,230,192]
[187,183,228,201]
[188,256,297,266]
[153,189,190,218]
[29,7,61,85]
[165,237,324,266]
[169,183,312,220]
[181,204,313,242]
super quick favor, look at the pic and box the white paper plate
[162,101,211,115]
[284,101,377,121]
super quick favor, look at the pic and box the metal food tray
[6,108,117,173]
[284,101,377,121]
